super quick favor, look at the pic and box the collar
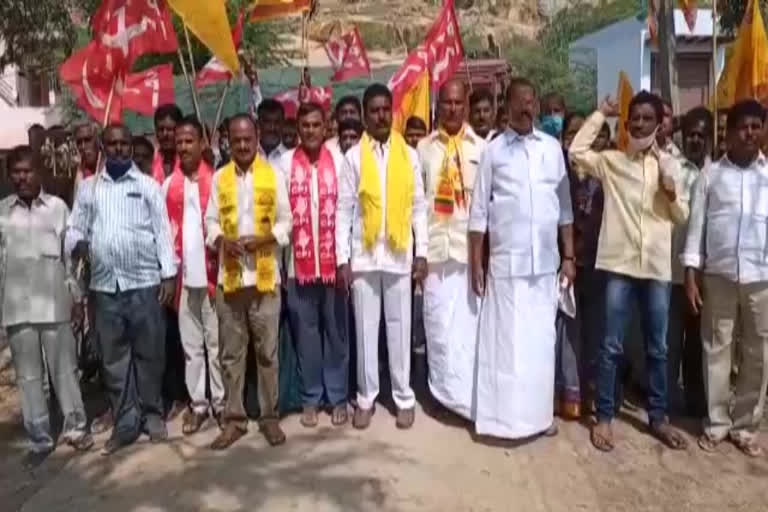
[98,164,141,183]
[11,190,47,209]
[261,143,286,159]
[722,150,767,170]
[504,127,542,145]
[437,124,476,143]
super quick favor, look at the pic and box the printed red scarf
[166,160,218,308]
[289,146,337,284]
[152,152,177,185]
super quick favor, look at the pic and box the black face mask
[105,157,132,180]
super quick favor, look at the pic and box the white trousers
[475,273,557,439]
[424,261,480,420]
[178,287,224,414]
[352,271,415,410]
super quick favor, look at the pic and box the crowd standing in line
[3,75,768,469]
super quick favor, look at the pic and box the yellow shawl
[359,131,413,252]
[218,158,277,293]
[434,126,467,219]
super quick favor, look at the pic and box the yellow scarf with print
[434,126,466,219]
[218,158,277,293]
[359,131,413,252]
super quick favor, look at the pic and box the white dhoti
[423,261,480,419]
[475,272,558,439]
[352,271,415,411]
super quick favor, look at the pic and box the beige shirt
[569,111,689,281]
[418,126,486,265]
[204,162,292,289]
[0,193,78,327]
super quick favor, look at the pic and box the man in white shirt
[681,99,768,457]
[1,146,93,468]
[258,99,288,162]
[325,96,363,154]
[277,102,349,428]
[418,79,486,419]
[205,114,292,449]
[163,117,223,436]
[468,88,497,142]
[336,83,428,430]
[469,77,575,440]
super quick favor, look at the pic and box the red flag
[274,85,332,118]
[195,9,246,88]
[59,41,122,124]
[91,0,178,67]
[121,63,175,116]
[325,27,372,82]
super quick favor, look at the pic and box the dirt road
[2,380,767,512]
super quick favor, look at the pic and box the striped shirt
[66,165,177,293]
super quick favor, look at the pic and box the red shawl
[165,160,218,308]
[289,146,337,284]
[152,152,177,185]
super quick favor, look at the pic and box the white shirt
[336,135,428,275]
[276,146,346,280]
[418,126,487,264]
[469,129,574,278]
[162,175,208,288]
[204,162,292,288]
[681,153,768,284]
[670,157,704,284]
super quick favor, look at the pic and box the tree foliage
[719,0,768,35]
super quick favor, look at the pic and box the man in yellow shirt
[569,92,689,452]
[418,79,486,419]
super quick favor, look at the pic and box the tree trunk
[657,0,679,112]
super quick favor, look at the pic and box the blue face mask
[105,157,132,180]
[540,114,564,138]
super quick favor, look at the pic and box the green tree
[719,0,768,34]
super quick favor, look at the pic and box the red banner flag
[325,27,372,82]
[121,63,175,117]
[274,85,332,118]
[195,9,246,88]
[91,0,178,67]
[59,41,122,124]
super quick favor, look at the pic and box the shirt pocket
[38,230,62,260]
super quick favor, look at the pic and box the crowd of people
[3,74,767,470]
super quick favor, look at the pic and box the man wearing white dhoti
[336,83,428,430]
[418,79,486,419]
[469,78,576,439]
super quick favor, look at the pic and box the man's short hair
[227,113,258,132]
[297,102,325,120]
[102,123,131,140]
[338,118,363,136]
[469,88,494,108]
[681,106,713,138]
[540,92,565,110]
[7,145,38,170]
[335,95,362,117]
[362,83,392,111]
[628,90,664,124]
[73,120,99,137]
[506,77,536,101]
[154,104,183,125]
[562,112,586,135]
[257,99,285,119]
[176,115,204,138]
[405,116,427,132]
[727,99,766,131]
[132,135,154,153]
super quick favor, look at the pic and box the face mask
[627,127,658,154]
[105,157,132,180]
[540,114,564,138]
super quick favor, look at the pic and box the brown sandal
[331,404,348,426]
[182,410,209,436]
[650,421,688,450]
[697,434,721,453]
[591,421,614,452]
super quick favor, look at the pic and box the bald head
[438,79,467,135]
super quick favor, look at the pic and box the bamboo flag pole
[182,23,209,146]
[712,0,719,153]
[213,79,232,135]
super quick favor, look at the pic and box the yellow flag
[249,0,311,22]
[393,70,430,134]
[616,71,634,152]
[168,0,240,74]
[715,0,768,108]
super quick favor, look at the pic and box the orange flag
[392,69,430,134]
[715,0,768,108]
[249,0,311,21]
[678,0,698,32]
[616,71,634,152]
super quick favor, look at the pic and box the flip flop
[650,422,688,450]
[697,435,721,453]
[590,423,614,452]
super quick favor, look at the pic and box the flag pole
[712,0,719,153]
[213,79,232,136]
[181,23,208,146]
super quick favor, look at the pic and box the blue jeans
[596,272,671,425]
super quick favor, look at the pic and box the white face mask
[627,127,658,154]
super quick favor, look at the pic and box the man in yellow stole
[204,114,292,449]
[418,79,486,420]
[336,83,428,430]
